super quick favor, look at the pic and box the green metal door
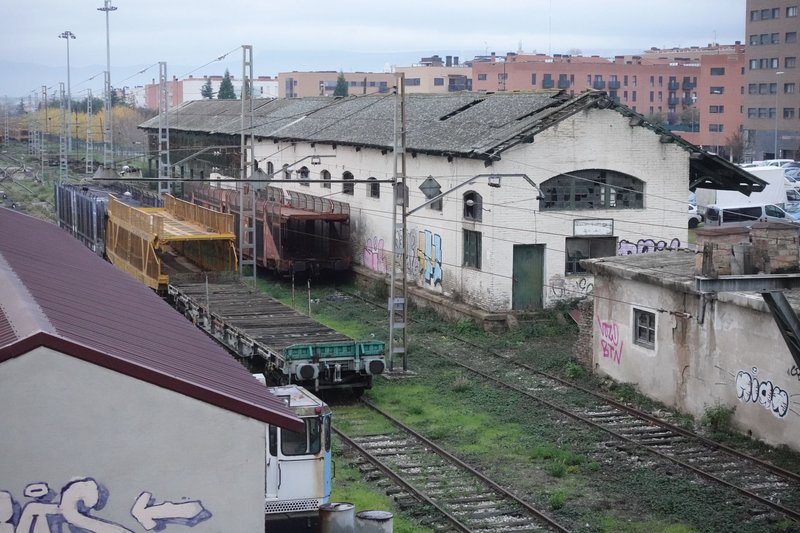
[512,244,544,310]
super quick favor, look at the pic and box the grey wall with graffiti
[591,274,800,452]
[0,347,267,532]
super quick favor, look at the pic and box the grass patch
[701,403,735,435]
[548,489,567,510]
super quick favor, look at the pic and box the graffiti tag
[0,479,210,533]
[417,230,442,286]
[597,318,623,365]
[618,238,680,256]
[736,368,789,418]
[549,275,593,298]
[363,236,388,274]
[788,365,800,382]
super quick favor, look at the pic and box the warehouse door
[512,244,544,310]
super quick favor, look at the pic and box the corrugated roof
[0,207,302,431]
[141,91,767,194]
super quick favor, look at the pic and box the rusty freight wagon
[168,273,385,396]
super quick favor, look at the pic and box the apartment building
[277,71,395,98]
[744,0,800,160]
[142,75,278,110]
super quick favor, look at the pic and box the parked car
[704,203,799,227]
[688,203,703,229]
[784,202,800,220]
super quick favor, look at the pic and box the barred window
[634,308,656,348]
[342,171,354,195]
[539,170,644,211]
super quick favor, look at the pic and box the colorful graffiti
[417,230,442,286]
[597,318,623,365]
[618,238,681,256]
[735,367,790,418]
[1,479,210,533]
[363,236,388,274]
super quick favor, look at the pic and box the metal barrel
[356,510,393,533]
[319,502,355,533]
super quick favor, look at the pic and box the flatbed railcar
[168,272,385,396]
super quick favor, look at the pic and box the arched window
[321,169,331,189]
[298,166,310,187]
[266,161,274,178]
[282,163,291,180]
[367,177,380,198]
[539,169,644,211]
[463,191,482,222]
[342,171,354,195]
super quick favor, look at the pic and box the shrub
[548,490,567,510]
[702,404,735,434]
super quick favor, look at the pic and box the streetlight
[97,0,117,172]
[58,31,75,155]
[775,71,784,159]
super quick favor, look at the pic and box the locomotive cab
[263,384,332,528]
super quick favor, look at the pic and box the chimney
[446,55,452,67]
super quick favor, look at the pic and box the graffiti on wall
[788,365,800,382]
[549,275,593,298]
[1,479,210,533]
[618,238,681,256]
[597,318,623,365]
[735,367,793,419]
[363,236,388,274]
[417,230,442,286]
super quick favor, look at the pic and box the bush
[702,404,735,434]
[564,360,587,380]
[548,489,567,510]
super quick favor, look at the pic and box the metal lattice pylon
[158,62,170,197]
[239,44,256,288]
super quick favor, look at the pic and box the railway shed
[0,207,302,532]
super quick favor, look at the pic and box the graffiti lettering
[0,479,211,532]
[788,365,800,382]
[363,236,388,274]
[597,318,623,365]
[618,238,681,256]
[549,275,593,298]
[417,230,442,286]
[736,368,789,418]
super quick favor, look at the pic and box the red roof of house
[0,207,302,431]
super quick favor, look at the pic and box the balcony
[668,81,680,90]
[542,79,555,89]
[557,79,571,89]
[668,97,680,106]
[592,80,606,90]
[682,81,695,90]
[682,97,695,106]
[608,80,620,90]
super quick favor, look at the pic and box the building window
[478,73,487,81]
[463,230,481,269]
[539,169,644,211]
[633,309,656,348]
[565,237,616,274]
[266,161,274,177]
[786,57,797,68]
[709,124,724,133]
[710,67,725,75]
[463,191,483,222]
[531,73,537,85]
[784,108,796,119]
[788,6,798,17]
[710,86,724,94]
[342,171,354,195]
[787,32,798,43]
[786,83,797,94]
[282,163,291,180]
[298,166,310,186]
[367,177,380,198]
[434,78,444,86]
[321,169,331,189]
[406,78,421,86]
[709,105,724,113]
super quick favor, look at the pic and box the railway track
[334,400,570,533]
[330,289,800,526]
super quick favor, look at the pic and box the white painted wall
[592,274,800,451]
[0,347,266,532]
[254,107,688,312]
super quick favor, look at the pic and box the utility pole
[86,89,93,176]
[58,31,75,156]
[41,86,47,176]
[158,62,170,198]
[239,44,256,289]
[98,1,116,173]
[28,94,36,156]
[58,83,68,181]
[388,72,408,372]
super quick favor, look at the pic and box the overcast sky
[1,0,746,98]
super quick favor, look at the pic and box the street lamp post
[97,1,117,172]
[775,71,784,159]
[58,31,75,156]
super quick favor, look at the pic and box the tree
[333,71,348,97]
[200,78,215,99]
[725,130,746,163]
[217,70,236,99]
[15,98,25,115]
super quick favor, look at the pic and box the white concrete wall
[0,347,266,532]
[254,107,688,312]
[592,275,800,451]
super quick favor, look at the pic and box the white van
[704,203,798,227]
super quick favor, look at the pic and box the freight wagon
[168,272,385,396]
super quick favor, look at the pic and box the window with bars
[342,171,354,195]
[463,229,482,269]
[321,169,331,189]
[539,170,644,211]
[367,177,380,198]
[634,308,656,348]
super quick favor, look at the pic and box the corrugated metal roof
[0,207,302,431]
